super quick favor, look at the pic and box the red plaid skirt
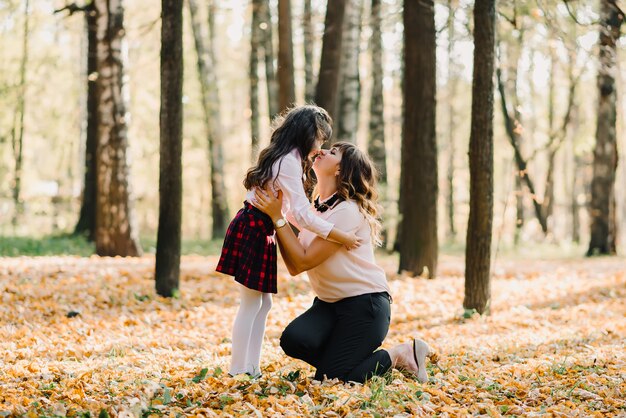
[216,202,278,293]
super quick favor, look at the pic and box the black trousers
[280,292,392,383]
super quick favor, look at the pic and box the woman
[253,142,435,383]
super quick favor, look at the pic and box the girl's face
[309,133,327,157]
[312,146,342,177]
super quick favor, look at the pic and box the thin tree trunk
[260,0,279,119]
[278,0,295,111]
[587,0,621,256]
[496,67,548,234]
[542,48,557,224]
[336,0,362,143]
[188,0,229,238]
[368,0,386,183]
[155,0,183,297]
[94,0,142,256]
[315,0,347,122]
[505,29,525,244]
[446,0,457,239]
[572,155,582,243]
[398,0,438,278]
[542,52,579,226]
[11,0,29,226]
[250,0,262,162]
[303,0,315,102]
[74,3,98,240]
[464,0,495,315]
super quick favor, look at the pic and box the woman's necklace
[314,193,343,213]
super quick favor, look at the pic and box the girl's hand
[344,231,364,250]
[253,188,284,221]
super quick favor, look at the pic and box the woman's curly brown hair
[323,142,383,246]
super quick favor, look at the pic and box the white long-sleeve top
[298,199,390,303]
[245,148,334,239]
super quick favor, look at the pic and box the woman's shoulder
[332,199,363,217]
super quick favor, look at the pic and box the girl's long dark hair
[244,105,332,193]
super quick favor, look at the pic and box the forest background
[1,0,625,416]
[2,0,624,255]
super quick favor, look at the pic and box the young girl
[216,105,361,377]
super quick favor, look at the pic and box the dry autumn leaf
[0,254,624,416]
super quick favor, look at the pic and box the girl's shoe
[246,371,263,380]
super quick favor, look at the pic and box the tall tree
[155,0,183,297]
[587,0,622,256]
[94,0,142,256]
[11,0,29,226]
[303,0,315,102]
[508,30,526,244]
[278,0,295,111]
[464,0,495,315]
[445,0,457,240]
[336,0,363,143]
[398,0,438,278]
[315,0,347,123]
[250,0,262,161]
[188,0,229,238]
[540,48,579,225]
[368,0,386,183]
[74,2,98,240]
[496,67,548,234]
[260,0,279,119]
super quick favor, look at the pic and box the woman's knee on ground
[280,323,322,358]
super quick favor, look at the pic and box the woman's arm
[255,190,342,274]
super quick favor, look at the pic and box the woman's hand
[253,188,284,221]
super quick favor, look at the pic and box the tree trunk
[368,0,386,183]
[572,155,582,243]
[74,3,98,240]
[445,0,457,240]
[188,0,229,238]
[587,0,621,256]
[542,49,557,225]
[496,68,548,234]
[335,0,362,143]
[250,0,262,161]
[315,0,347,122]
[260,0,279,119]
[11,0,29,227]
[398,0,438,278]
[303,0,315,103]
[155,0,183,297]
[94,0,142,257]
[510,32,525,244]
[464,0,495,315]
[542,53,579,226]
[278,0,295,111]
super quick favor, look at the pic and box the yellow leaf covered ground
[0,254,624,417]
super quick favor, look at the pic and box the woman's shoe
[412,338,432,383]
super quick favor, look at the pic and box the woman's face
[312,146,342,177]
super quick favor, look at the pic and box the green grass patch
[0,234,95,256]
[0,234,225,257]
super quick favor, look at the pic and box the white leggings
[230,285,273,376]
